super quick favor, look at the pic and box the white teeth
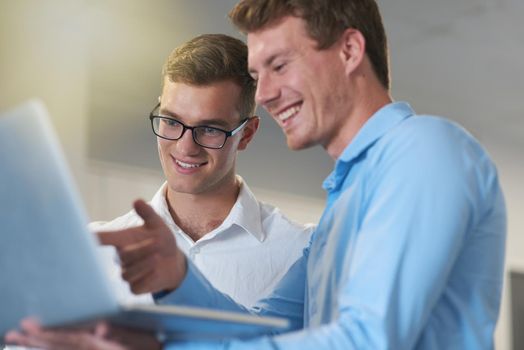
[176,159,202,169]
[276,105,300,122]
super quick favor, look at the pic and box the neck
[166,176,240,242]
[325,77,392,160]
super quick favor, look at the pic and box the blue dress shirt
[158,102,506,349]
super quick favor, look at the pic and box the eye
[162,118,180,127]
[200,126,222,137]
[273,62,287,73]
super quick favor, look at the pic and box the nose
[176,128,201,155]
[255,73,280,107]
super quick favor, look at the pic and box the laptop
[0,100,289,340]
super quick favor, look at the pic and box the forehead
[247,16,314,70]
[160,79,242,124]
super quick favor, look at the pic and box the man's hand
[4,319,161,350]
[98,199,187,294]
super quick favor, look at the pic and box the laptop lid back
[0,100,119,336]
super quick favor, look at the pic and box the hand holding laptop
[98,199,187,295]
[5,318,160,350]
[3,199,172,350]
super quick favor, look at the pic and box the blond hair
[162,34,256,118]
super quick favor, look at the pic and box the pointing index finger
[97,228,150,248]
[96,200,165,248]
[133,199,165,230]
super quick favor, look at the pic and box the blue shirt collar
[323,102,415,192]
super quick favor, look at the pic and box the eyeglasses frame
[148,102,251,149]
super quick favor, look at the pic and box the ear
[237,116,260,151]
[339,28,366,76]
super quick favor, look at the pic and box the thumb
[133,199,165,230]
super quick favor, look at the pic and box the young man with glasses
[95,33,312,308]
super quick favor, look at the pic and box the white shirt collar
[221,176,265,242]
[149,176,265,243]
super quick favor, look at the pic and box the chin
[168,180,200,195]
[286,136,315,151]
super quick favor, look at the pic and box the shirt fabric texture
[159,102,507,349]
[94,177,314,307]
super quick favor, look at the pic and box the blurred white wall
[1,1,523,349]
[0,0,89,186]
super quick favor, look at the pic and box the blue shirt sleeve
[155,248,308,327]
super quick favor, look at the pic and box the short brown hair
[229,0,390,89]
[162,34,256,118]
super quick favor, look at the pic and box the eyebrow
[158,108,232,129]
[195,119,231,129]
[158,108,182,120]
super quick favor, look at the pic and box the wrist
[172,248,187,290]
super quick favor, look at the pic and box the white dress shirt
[92,177,314,307]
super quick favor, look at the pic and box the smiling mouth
[276,104,301,123]
[175,159,206,169]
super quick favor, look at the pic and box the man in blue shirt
[6,0,506,349]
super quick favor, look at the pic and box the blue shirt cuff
[153,258,216,307]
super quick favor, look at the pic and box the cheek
[285,72,306,94]
[211,148,236,169]
[158,138,172,150]
[157,140,171,163]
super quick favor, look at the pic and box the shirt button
[189,247,200,259]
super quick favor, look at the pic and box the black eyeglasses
[149,102,250,149]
